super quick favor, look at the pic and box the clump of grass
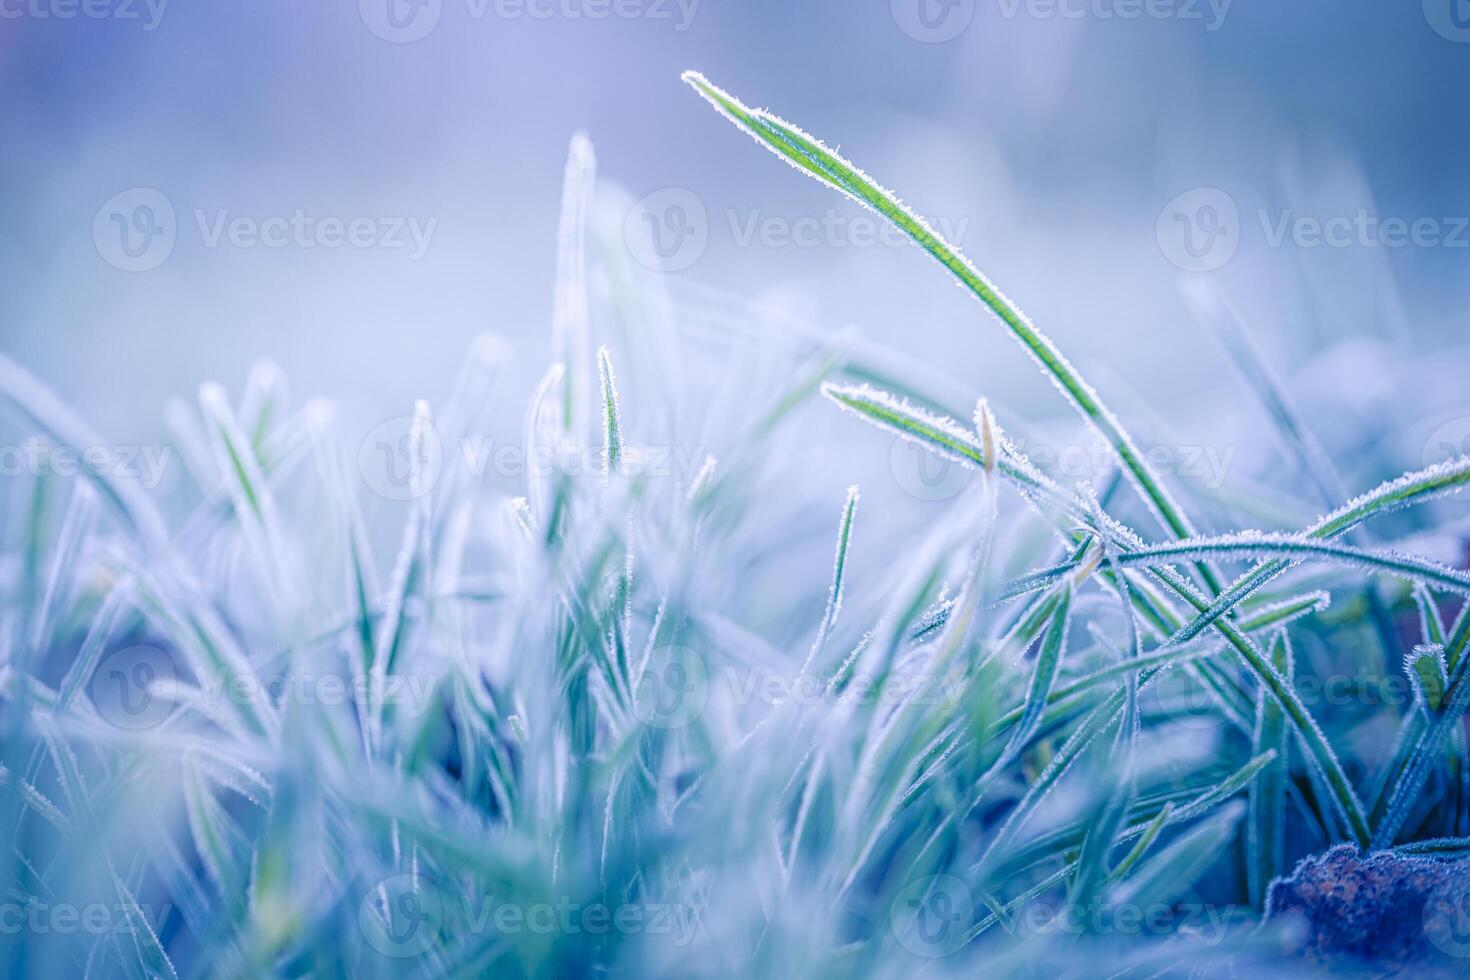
[1,73,1469,979]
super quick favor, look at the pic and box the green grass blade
[684,72,1220,589]
[822,378,1369,844]
[1109,801,1243,910]
[1023,532,1470,597]
[0,353,168,551]
[802,484,860,676]
[553,132,596,433]
[597,346,623,479]
[1166,456,1470,648]
[1248,634,1292,908]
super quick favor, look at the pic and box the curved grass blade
[822,379,1370,844]
[1022,532,1470,597]
[1167,456,1470,649]
[684,71,1221,592]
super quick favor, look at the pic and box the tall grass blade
[1248,633,1292,908]
[684,72,1221,590]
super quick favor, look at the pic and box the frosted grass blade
[27,481,97,654]
[524,362,567,527]
[1373,658,1470,847]
[237,358,287,457]
[1002,582,1072,758]
[0,353,167,551]
[1167,455,1470,648]
[823,378,1366,842]
[1248,634,1291,908]
[684,72,1220,589]
[552,132,596,433]
[801,485,859,676]
[1109,801,1243,910]
[198,381,294,621]
[597,346,623,480]
[1408,644,1449,712]
[1183,278,1344,507]
[1027,532,1470,596]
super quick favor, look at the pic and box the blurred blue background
[4,0,1469,457]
